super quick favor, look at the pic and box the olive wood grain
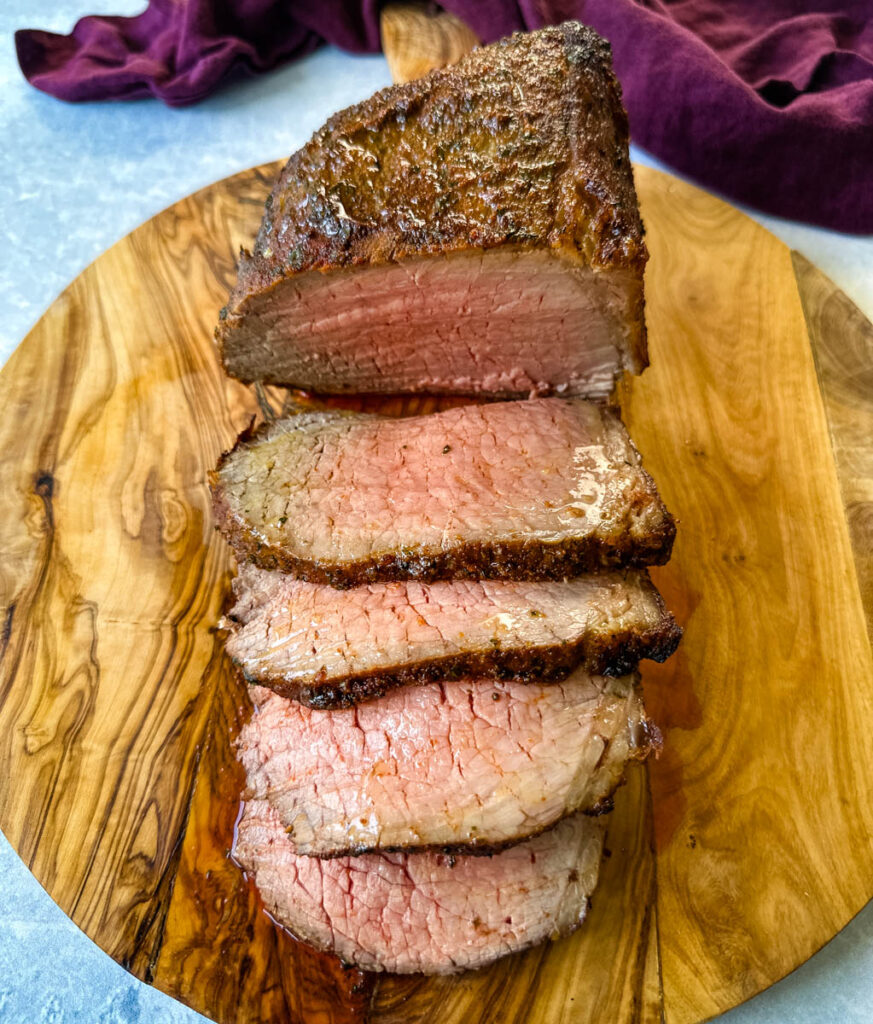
[621,176,873,1024]
[380,3,479,84]
[1,157,872,1024]
[792,251,873,641]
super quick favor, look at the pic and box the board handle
[380,2,478,83]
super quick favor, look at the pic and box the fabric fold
[15,1,873,232]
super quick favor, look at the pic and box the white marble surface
[1,3,872,1022]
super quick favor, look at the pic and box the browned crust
[227,596,681,709]
[208,426,677,590]
[217,21,648,381]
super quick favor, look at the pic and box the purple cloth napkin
[15,1,873,232]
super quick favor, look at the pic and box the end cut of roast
[234,801,604,974]
[224,564,680,707]
[239,673,656,857]
[217,23,647,401]
[210,398,675,587]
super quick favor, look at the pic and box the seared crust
[217,21,648,376]
[225,588,681,709]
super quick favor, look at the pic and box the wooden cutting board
[2,25,873,1024]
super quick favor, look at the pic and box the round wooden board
[1,162,872,1024]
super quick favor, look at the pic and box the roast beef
[224,564,680,707]
[216,23,647,401]
[234,801,605,974]
[210,398,675,587]
[239,674,654,856]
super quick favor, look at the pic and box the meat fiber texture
[210,398,676,588]
[217,22,648,401]
[239,674,655,857]
[224,564,681,707]
[234,800,605,974]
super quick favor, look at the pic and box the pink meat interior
[225,250,641,399]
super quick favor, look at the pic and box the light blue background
[2,3,872,1021]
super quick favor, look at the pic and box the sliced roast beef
[239,673,655,857]
[224,564,680,707]
[211,398,675,587]
[216,23,647,401]
[234,801,604,974]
